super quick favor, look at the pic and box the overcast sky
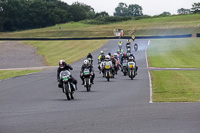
[62,0,200,16]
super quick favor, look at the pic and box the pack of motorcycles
[59,43,138,100]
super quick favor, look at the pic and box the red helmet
[123,52,127,56]
[59,60,65,69]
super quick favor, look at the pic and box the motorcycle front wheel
[64,83,72,100]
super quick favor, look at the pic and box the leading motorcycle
[60,70,75,100]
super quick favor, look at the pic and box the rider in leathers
[57,60,78,90]
[103,55,114,77]
[80,60,95,85]
[87,53,93,64]
[129,53,138,74]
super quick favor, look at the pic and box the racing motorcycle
[60,70,75,100]
[126,42,131,49]
[127,61,136,80]
[122,59,128,76]
[83,68,92,92]
[134,43,138,51]
[104,61,112,81]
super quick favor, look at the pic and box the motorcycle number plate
[84,69,90,75]
[62,76,68,81]
[129,65,134,68]
[123,63,127,66]
[105,65,110,69]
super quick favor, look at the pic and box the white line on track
[148,40,151,46]
[145,51,149,68]
[146,40,153,103]
[148,71,153,103]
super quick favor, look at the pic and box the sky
[62,0,200,16]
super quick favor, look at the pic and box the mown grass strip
[148,38,200,68]
[23,40,107,66]
[0,70,42,80]
[151,71,200,102]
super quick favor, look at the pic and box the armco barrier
[0,34,192,41]
[197,33,200,37]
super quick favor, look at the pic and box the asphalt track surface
[0,40,200,133]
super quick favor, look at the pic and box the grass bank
[0,70,42,80]
[0,14,200,38]
[151,71,200,102]
[23,40,107,66]
[148,38,200,68]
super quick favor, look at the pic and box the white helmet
[129,56,134,61]
[83,60,89,65]
[127,48,131,52]
[114,53,118,57]
[105,55,110,60]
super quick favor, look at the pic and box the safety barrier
[0,34,193,41]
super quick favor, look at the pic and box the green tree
[158,12,171,17]
[71,2,95,19]
[95,11,109,18]
[114,2,129,16]
[128,4,143,17]
[114,2,143,17]
[191,2,200,13]
[177,8,191,14]
[69,4,87,21]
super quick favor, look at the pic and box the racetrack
[0,40,200,133]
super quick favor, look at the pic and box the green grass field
[0,14,200,38]
[148,38,200,68]
[23,40,108,66]
[149,38,200,102]
[0,70,42,80]
[151,71,200,102]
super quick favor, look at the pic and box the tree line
[0,0,97,31]
[0,0,199,32]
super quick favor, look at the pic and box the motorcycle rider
[80,60,95,85]
[134,43,138,51]
[57,60,78,90]
[87,53,93,65]
[127,48,131,55]
[114,53,120,71]
[117,48,123,54]
[118,41,122,49]
[102,55,113,76]
[128,53,138,74]
[110,55,118,75]
[114,53,118,60]
[121,52,129,65]
[98,51,105,64]
[126,39,131,49]
[132,35,135,41]
[98,54,105,73]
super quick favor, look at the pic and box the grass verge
[151,71,200,102]
[23,40,107,66]
[0,70,42,80]
[148,38,200,68]
[0,14,200,38]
